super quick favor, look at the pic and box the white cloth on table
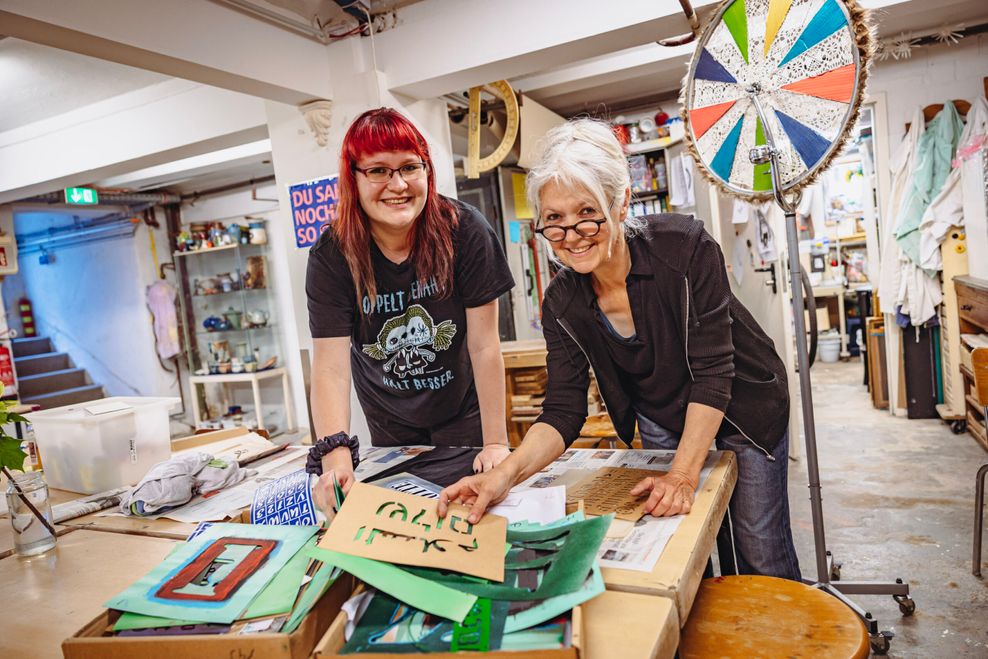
[119,452,255,515]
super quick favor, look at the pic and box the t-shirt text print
[361,289,458,392]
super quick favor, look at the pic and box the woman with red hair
[305,107,514,507]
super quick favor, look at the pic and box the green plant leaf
[0,437,27,472]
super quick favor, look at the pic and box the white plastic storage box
[25,397,179,494]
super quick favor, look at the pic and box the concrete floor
[787,359,988,657]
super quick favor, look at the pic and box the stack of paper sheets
[311,482,611,653]
[104,522,338,636]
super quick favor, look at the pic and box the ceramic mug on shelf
[246,309,269,327]
[224,307,243,330]
[248,220,267,245]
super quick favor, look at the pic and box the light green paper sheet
[281,560,340,633]
[105,523,318,624]
[307,545,477,623]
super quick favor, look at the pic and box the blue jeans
[636,413,801,580]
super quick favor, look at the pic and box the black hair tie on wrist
[305,431,360,475]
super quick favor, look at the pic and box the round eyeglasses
[535,219,607,243]
[353,162,428,184]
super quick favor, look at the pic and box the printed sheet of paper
[489,486,566,525]
[518,449,718,572]
[250,469,318,525]
[373,472,442,499]
[319,481,507,582]
[173,432,282,465]
[355,445,434,482]
[565,467,661,521]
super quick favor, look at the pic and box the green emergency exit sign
[64,187,98,205]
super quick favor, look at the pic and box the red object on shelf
[0,343,15,391]
[18,297,36,337]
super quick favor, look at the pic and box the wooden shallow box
[312,599,583,659]
[62,573,354,659]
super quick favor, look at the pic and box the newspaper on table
[46,486,130,523]
[250,468,320,525]
[371,472,442,499]
[354,445,434,482]
[519,448,719,572]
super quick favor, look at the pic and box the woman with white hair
[439,118,800,580]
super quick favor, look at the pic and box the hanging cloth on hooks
[146,280,180,360]
[877,109,924,311]
[918,97,988,271]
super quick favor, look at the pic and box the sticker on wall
[288,174,339,248]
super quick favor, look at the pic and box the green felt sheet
[307,545,478,623]
[400,514,612,601]
[281,559,341,633]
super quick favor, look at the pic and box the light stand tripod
[748,92,914,656]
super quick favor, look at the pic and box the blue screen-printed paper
[104,523,318,624]
[250,469,318,525]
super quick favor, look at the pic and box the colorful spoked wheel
[682,0,872,200]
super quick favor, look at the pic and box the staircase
[12,337,105,409]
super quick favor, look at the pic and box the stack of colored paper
[104,523,339,636]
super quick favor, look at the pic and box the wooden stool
[680,576,869,658]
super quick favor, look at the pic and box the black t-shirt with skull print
[306,198,514,434]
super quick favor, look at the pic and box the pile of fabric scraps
[103,522,340,636]
[314,510,612,653]
[119,452,255,516]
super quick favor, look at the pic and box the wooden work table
[601,451,738,625]
[0,440,736,658]
[0,529,178,659]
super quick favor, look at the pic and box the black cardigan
[534,214,790,455]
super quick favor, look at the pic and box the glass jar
[5,471,56,556]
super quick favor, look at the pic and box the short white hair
[526,118,645,261]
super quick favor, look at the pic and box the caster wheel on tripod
[894,594,916,616]
[830,562,842,581]
[870,631,893,655]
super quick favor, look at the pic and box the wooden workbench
[601,451,738,625]
[582,590,679,659]
[0,529,178,659]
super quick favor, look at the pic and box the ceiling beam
[358,0,722,99]
[0,0,333,104]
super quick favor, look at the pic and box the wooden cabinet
[955,275,988,451]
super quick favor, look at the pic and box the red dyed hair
[334,107,458,311]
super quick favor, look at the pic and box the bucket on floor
[818,334,841,363]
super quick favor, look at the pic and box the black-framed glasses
[353,162,428,184]
[535,219,607,242]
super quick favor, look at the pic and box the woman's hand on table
[438,466,515,523]
[630,469,698,517]
[472,443,511,473]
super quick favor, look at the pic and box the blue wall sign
[288,175,339,248]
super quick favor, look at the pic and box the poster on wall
[288,175,339,248]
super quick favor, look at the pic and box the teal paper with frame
[105,523,318,624]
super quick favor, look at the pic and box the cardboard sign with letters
[318,482,507,582]
[566,467,663,521]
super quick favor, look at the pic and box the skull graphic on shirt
[362,304,457,377]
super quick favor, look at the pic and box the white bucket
[818,335,841,363]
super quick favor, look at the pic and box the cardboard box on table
[61,574,355,659]
[312,591,583,659]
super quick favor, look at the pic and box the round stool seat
[680,575,869,658]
